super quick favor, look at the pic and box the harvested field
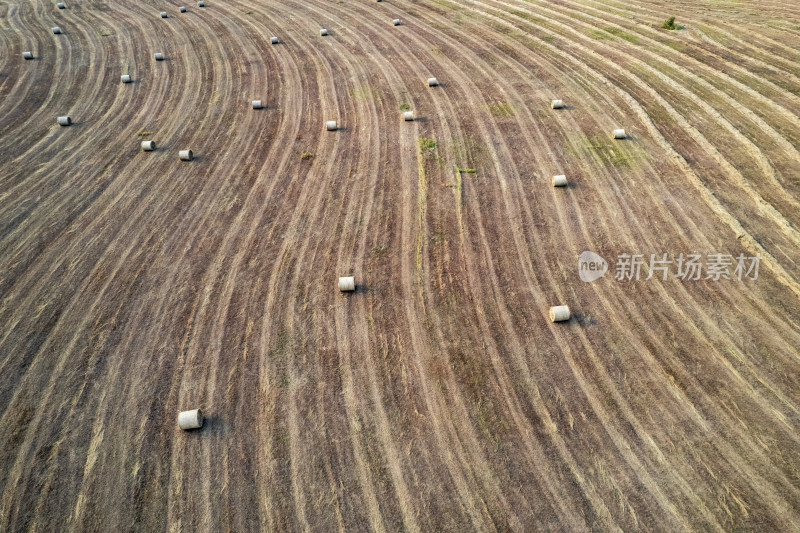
[1,0,799,531]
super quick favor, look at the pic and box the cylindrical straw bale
[57,116,71,126]
[549,305,571,322]
[613,128,626,139]
[179,149,193,161]
[326,120,337,131]
[178,409,203,430]
[338,276,355,292]
[552,174,567,187]
[141,140,156,151]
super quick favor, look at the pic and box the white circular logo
[578,251,608,282]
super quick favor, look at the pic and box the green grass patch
[419,137,437,152]
[666,41,688,53]
[300,151,314,160]
[570,134,639,168]
[400,102,410,111]
[646,106,677,125]
[509,10,545,24]
[604,27,640,44]
[348,85,383,102]
[588,29,614,40]
[457,168,476,174]
[541,35,555,43]
[662,17,684,30]
[587,27,639,44]
[488,102,514,118]
[136,131,153,137]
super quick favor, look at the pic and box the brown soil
[1,0,798,531]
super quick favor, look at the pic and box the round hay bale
[252,100,264,109]
[178,409,203,430]
[198,0,204,6]
[271,36,278,44]
[141,140,156,151]
[613,128,626,139]
[179,149,193,161]
[551,99,564,109]
[121,74,132,83]
[320,28,328,36]
[180,6,186,12]
[427,77,438,87]
[23,51,34,60]
[552,174,567,187]
[549,305,571,322]
[57,116,71,126]
[326,120,337,131]
[393,19,401,26]
[160,11,167,18]
[154,52,164,61]
[338,276,355,292]
[52,26,62,34]
[403,111,414,121]
[57,2,66,8]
